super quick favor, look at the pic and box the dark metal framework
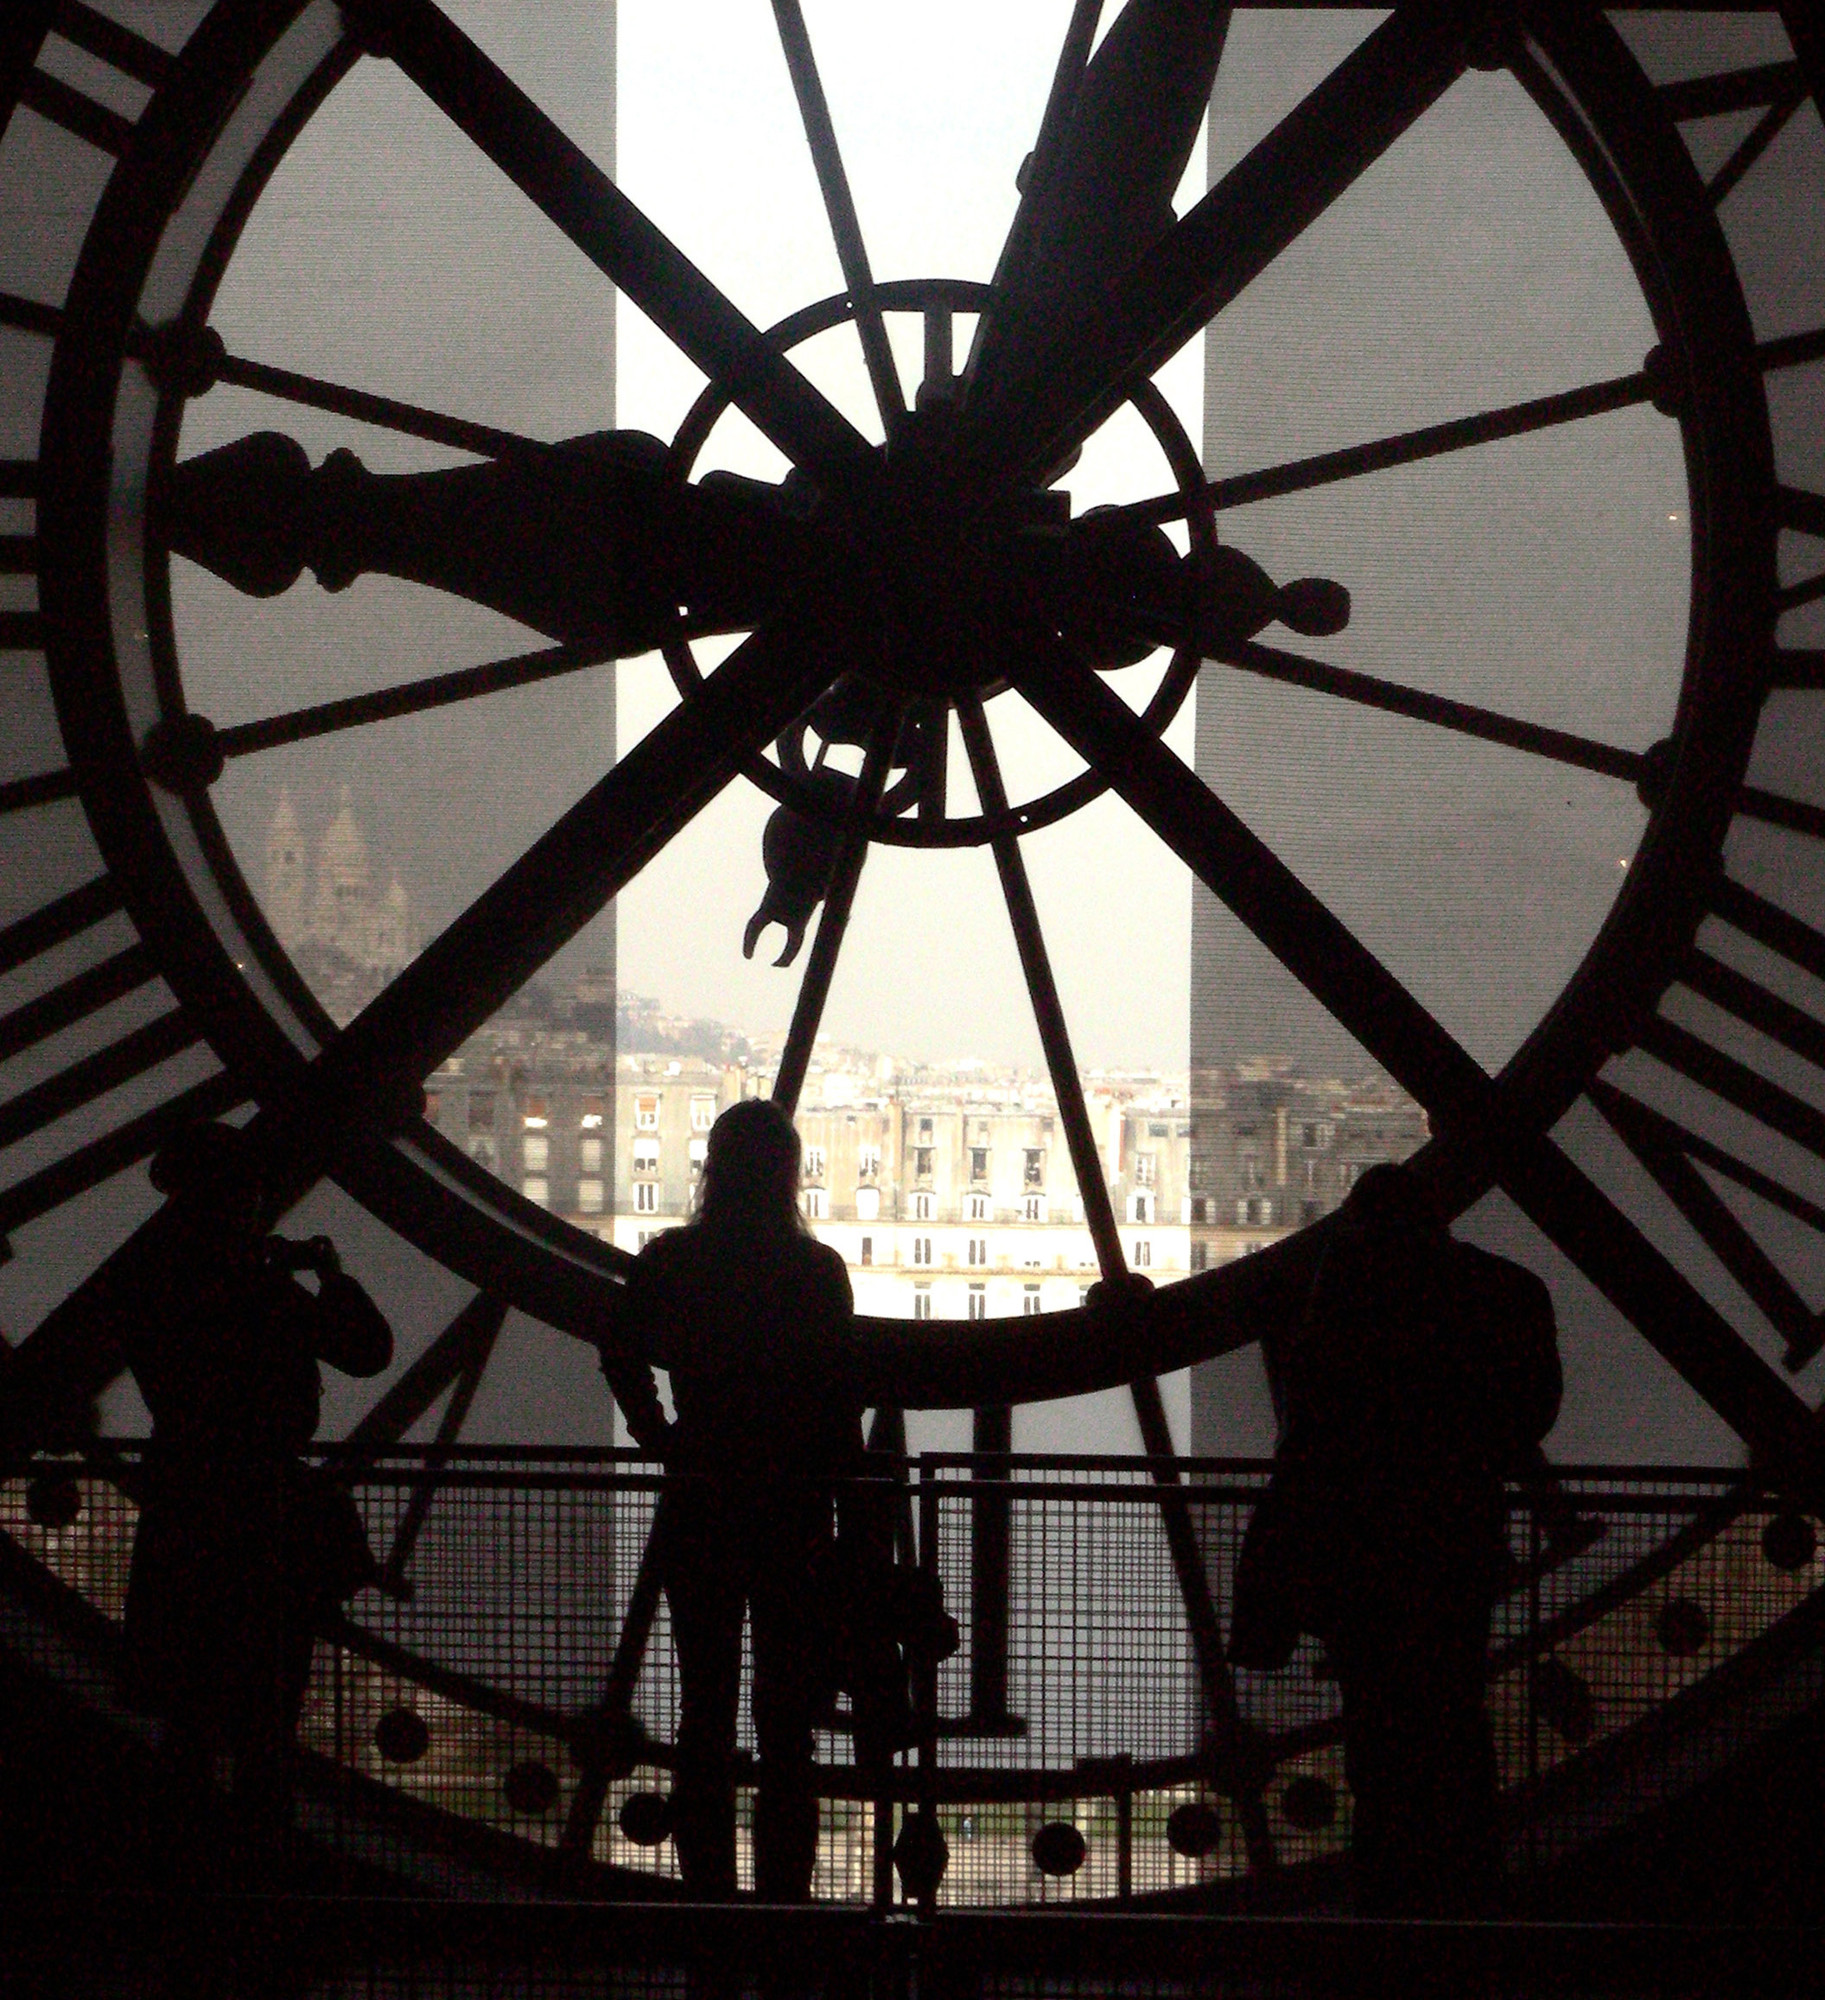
[6,1447,1822,1908]
[1,0,1824,1904]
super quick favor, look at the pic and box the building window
[688,1136,708,1173]
[1187,1157,1207,1191]
[635,1181,658,1214]
[1304,1157,1319,1192]
[1235,1199,1250,1226]
[1134,1152,1156,1188]
[690,1094,716,1132]
[858,1146,880,1180]
[970,1147,990,1182]
[860,1236,873,1266]
[966,1192,990,1222]
[1339,1161,1360,1188]
[469,1137,496,1171]
[914,1147,934,1181]
[1190,1241,1209,1273]
[1301,1122,1319,1149]
[913,1192,934,1221]
[856,1186,880,1221]
[1024,1148,1044,1186]
[1148,1121,1168,1138]
[1189,1197,1208,1225]
[578,1178,604,1214]
[1022,1284,1042,1316]
[633,1137,660,1176]
[1240,1155,1263,1190]
[803,1187,829,1220]
[1129,1192,1153,1225]
[912,1236,932,1267]
[468,1092,495,1133]
[635,1094,660,1131]
[967,1237,987,1268]
[522,1177,549,1207]
[968,1284,987,1321]
[580,1096,604,1131]
[804,1145,827,1180]
[522,1095,548,1130]
[1301,1200,1320,1226]
[580,1135,603,1173]
[637,1229,657,1249]
[1134,1239,1151,1268]
[1022,1193,1045,1224]
[522,1133,549,1172]
[913,1285,932,1321]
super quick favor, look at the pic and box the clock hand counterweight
[161,428,819,654]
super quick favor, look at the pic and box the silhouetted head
[1339,1161,1444,1238]
[694,1098,806,1237]
[150,1119,265,1236]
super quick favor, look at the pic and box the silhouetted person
[1230,1164,1561,1918]
[114,1122,392,1865]
[599,1099,865,1901]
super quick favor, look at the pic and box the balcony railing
[3,1450,1819,1909]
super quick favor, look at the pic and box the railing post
[967,1407,1014,1729]
[915,1463,943,1914]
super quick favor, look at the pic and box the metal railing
[2,1450,1819,1910]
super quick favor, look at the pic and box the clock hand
[160,429,821,650]
[967,0,1230,415]
[960,7,1468,495]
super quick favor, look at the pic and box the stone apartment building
[424,1027,1423,1325]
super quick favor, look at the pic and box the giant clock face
[3,0,1825,1904]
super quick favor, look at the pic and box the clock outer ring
[32,1,1781,1409]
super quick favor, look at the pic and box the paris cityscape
[259,783,1430,1329]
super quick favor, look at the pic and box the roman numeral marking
[16,3,171,158]
[1591,1079,1825,1372]
[0,1070,244,1247]
[1657,58,1809,208]
[0,1007,199,1156]
[1594,875,1825,1371]
[47,2,173,91]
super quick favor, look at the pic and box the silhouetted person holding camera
[600,1098,867,1901]
[1230,1163,1561,1918]
[113,1122,392,1868]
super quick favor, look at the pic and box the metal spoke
[964,8,1466,491]
[772,700,903,1117]
[962,0,1102,387]
[1010,618,1492,1137]
[1118,366,1656,527]
[214,639,617,760]
[209,348,548,462]
[770,0,903,435]
[957,693,1274,1868]
[369,1298,506,1590]
[955,694,1120,1275]
[348,0,874,493]
[0,770,76,816]
[1214,638,1643,783]
[327,613,844,1108]
[345,1290,507,1455]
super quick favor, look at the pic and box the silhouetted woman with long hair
[601,1098,862,1900]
